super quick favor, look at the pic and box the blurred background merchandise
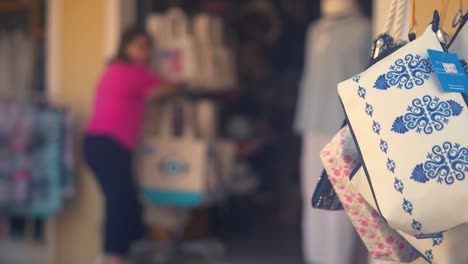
[0,0,459,264]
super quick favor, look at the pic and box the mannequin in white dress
[294,0,371,263]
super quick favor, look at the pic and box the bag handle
[158,101,176,138]
[392,0,407,39]
[193,14,212,44]
[165,8,189,42]
[158,99,197,139]
[382,0,408,39]
[146,14,172,46]
[206,146,226,196]
[180,99,197,139]
[371,0,407,59]
[210,16,224,48]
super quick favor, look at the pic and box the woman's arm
[147,82,182,99]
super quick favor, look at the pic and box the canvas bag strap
[158,99,197,139]
[392,0,407,39]
[148,14,171,46]
[193,14,212,44]
[210,16,223,48]
[158,101,176,138]
[179,99,197,139]
[165,8,189,43]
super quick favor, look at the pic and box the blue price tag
[427,49,468,93]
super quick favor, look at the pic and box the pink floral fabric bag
[320,126,418,262]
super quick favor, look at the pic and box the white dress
[294,13,371,264]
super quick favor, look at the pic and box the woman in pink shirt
[84,26,178,264]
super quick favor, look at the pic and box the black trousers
[83,135,144,256]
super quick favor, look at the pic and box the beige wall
[413,0,468,37]
[374,0,468,38]
[55,1,106,263]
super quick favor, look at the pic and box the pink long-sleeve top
[86,61,163,150]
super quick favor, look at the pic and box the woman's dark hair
[114,25,152,62]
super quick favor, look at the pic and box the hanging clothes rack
[0,0,41,67]
[0,0,42,101]
[0,2,57,264]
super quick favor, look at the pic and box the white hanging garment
[294,14,372,135]
[294,12,371,264]
[301,131,357,264]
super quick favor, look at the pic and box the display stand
[135,90,232,264]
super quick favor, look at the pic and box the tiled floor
[223,228,303,264]
[130,227,303,264]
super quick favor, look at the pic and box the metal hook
[453,9,464,28]
[437,28,449,45]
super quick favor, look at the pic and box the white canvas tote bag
[339,25,468,237]
[140,101,209,207]
[209,17,236,89]
[148,8,195,83]
[191,14,236,90]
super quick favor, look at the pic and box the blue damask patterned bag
[339,23,468,240]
